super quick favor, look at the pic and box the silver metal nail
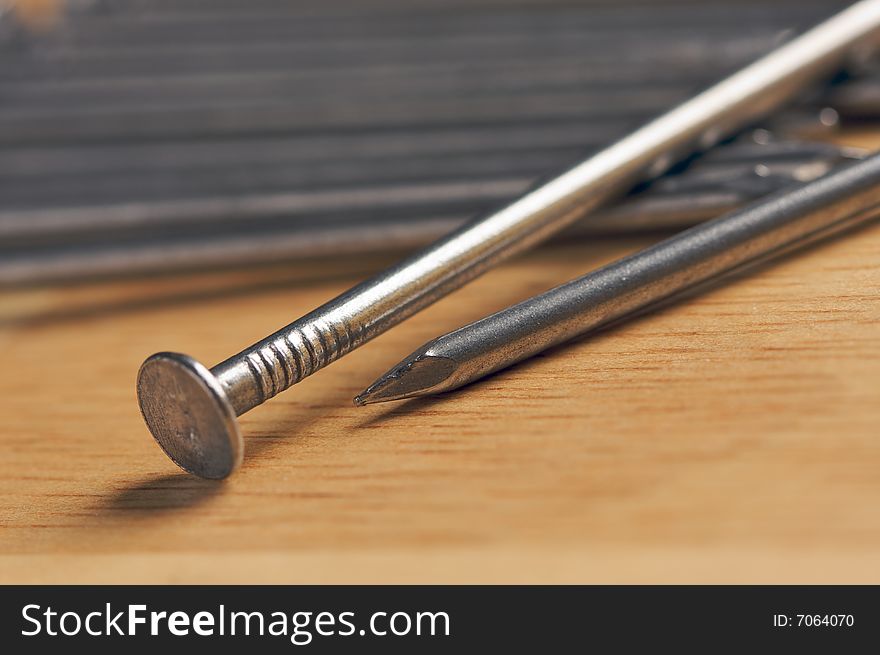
[355,153,880,405]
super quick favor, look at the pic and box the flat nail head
[137,352,242,480]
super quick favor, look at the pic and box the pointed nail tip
[354,376,426,406]
[352,384,403,406]
[354,394,387,406]
[354,352,456,407]
[353,378,398,406]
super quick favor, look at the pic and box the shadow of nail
[353,392,466,430]
[98,472,224,516]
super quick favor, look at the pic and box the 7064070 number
[797,614,853,627]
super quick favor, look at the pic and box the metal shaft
[355,152,880,404]
[137,0,880,478]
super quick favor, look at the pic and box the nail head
[137,352,242,479]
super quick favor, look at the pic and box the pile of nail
[0,0,875,284]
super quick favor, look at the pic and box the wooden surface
[1,134,879,584]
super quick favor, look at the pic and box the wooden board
[1,133,879,584]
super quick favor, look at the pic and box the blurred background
[0,0,873,288]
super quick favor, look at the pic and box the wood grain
[1,137,879,584]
